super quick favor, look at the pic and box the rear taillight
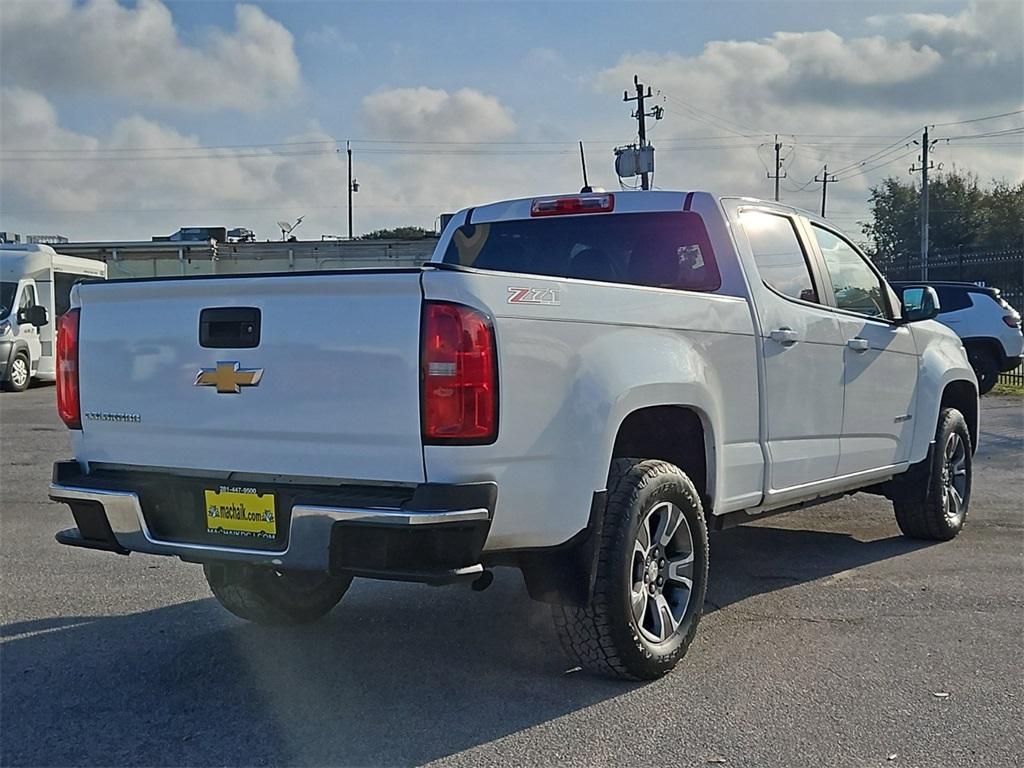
[56,309,81,429]
[1002,314,1021,328]
[421,302,497,443]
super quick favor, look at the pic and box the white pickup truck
[50,191,978,680]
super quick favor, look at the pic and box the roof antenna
[579,141,593,193]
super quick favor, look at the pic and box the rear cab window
[739,210,820,304]
[443,212,721,292]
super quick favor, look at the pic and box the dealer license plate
[204,486,277,539]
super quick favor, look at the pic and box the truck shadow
[1,523,931,767]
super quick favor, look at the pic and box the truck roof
[456,190,825,224]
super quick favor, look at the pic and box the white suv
[893,281,1023,394]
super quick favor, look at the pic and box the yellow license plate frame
[204,487,277,539]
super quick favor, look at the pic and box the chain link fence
[879,247,1024,388]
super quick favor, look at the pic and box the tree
[862,177,919,264]
[358,226,434,240]
[862,169,1023,263]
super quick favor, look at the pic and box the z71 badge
[507,287,560,306]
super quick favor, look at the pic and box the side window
[18,284,35,312]
[935,287,972,313]
[812,226,888,319]
[740,211,820,304]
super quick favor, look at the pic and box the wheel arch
[609,404,714,508]
[941,379,979,454]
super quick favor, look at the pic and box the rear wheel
[204,562,352,625]
[893,408,972,541]
[967,347,999,395]
[553,459,709,680]
[5,352,30,392]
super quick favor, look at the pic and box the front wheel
[893,407,972,541]
[204,562,352,625]
[5,352,30,392]
[553,459,709,680]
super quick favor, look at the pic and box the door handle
[847,338,870,352]
[769,327,799,346]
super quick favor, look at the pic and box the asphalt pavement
[1,385,1021,768]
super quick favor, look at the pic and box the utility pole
[347,141,354,240]
[623,75,660,190]
[910,126,937,279]
[767,134,787,201]
[814,164,838,217]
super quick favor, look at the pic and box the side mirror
[901,286,940,323]
[17,305,49,328]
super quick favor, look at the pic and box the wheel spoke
[631,584,647,624]
[652,594,680,642]
[948,485,963,516]
[945,434,960,460]
[666,551,694,587]
[652,502,684,547]
[635,518,651,556]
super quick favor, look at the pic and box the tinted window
[53,272,85,317]
[741,211,819,303]
[813,226,888,319]
[935,287,972,313]
[443,212,721,292]
[0,281,16,320]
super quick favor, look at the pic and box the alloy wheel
[10,358,28,389]
[941,431,968,526]
[630,500,695,644]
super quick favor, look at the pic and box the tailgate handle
[199,307,261,349]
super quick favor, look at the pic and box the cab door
[15,281,42,371]
[737,209,845,491]
[806,224,918,474]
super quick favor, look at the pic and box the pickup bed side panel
[422,270,761,551]
[73,273,427,483]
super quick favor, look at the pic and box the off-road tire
[553,458,709,681]
[967,347,999,395]
[893,407,972,541]
[204,562,352,625]
[4,352,31,392]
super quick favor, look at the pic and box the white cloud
[594,3,1022,234]
[358,87,516,142]
[0,0,301,111]
[0,87,544,241]
[903,0,1022,61]
[303,25,359,53]
[1,3,1019,245]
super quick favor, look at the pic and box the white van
[1,245,107,391]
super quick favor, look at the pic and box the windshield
[0,281,16,320]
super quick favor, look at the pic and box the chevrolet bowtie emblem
[195,361,264,394]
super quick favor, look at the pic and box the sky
[0,0,1021,243]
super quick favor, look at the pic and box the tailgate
[75,271,426,484]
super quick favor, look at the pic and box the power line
[940,126,1024,141]
[930,108,1024,128]
[658,91,768,138]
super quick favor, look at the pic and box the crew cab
[50,192,978,680]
